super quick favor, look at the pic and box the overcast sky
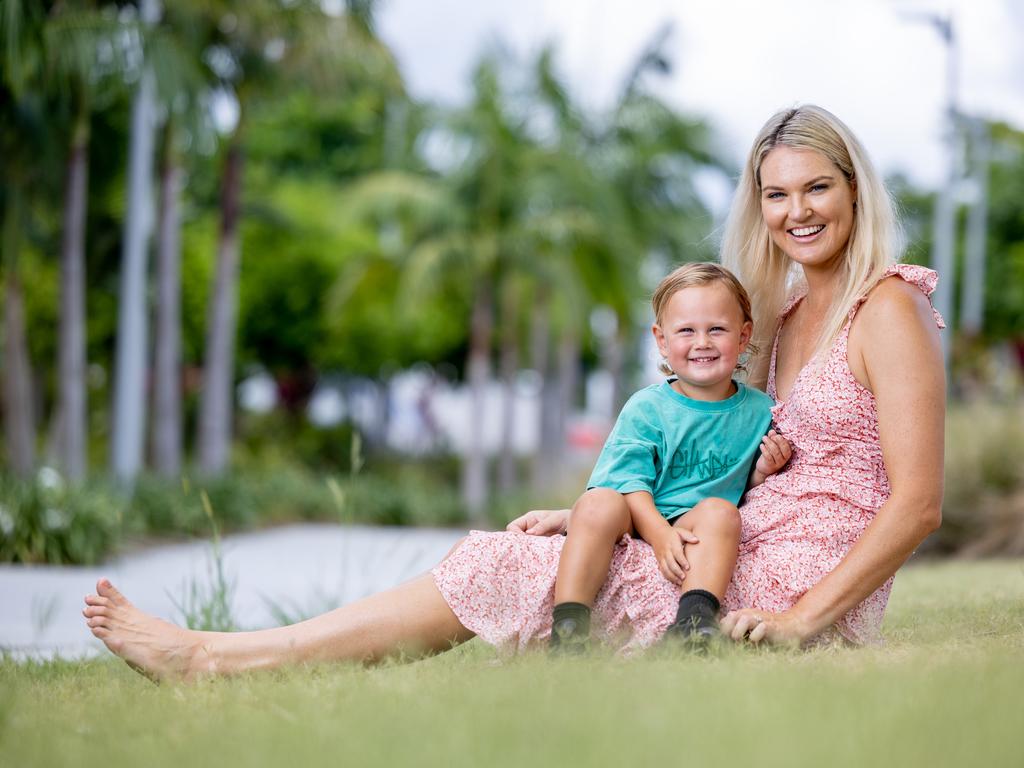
[376,0,1024,193]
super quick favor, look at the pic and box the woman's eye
[765,191,784,200]
[810,183,829,192]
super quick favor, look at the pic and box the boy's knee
[683,497,741,536]
[571,489,629,534]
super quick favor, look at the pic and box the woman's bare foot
[83,578,204,682]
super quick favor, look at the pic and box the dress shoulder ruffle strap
[778,289,807,321]
[848,263,946,328]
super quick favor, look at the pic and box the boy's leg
[664,497,741,641]
[550,488,632,650]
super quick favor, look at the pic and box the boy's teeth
[791,225,824,237]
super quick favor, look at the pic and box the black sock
[668,589,721,637]
[550,602,591,651]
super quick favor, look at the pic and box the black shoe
[663,616,722,653]
[550,617,589,655]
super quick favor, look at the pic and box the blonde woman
[84,105,944,678]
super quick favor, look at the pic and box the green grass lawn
[3,558,1023,768]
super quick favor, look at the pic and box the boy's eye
[677,327,694,334]
[711,326,727,332]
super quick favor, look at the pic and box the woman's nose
[788,195,809,221]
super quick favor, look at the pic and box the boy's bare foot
[83,578,205,682]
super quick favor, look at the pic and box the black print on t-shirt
[667,441,738,481]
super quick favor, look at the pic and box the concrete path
[0,524,467,659]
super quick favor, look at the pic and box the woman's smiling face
[759,146,857,271]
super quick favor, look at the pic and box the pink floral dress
[432,265,944,652]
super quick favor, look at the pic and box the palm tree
[148,8,210,477]
[196,0,380,474]
[0,0,49,477]
[43,2,132,481]
[110,0,161,485]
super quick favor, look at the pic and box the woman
[83,105,944,678]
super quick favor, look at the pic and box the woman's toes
[87,615,109,629]
[83,606,107,619]
[84,593,109,607]
[96,578,123,601]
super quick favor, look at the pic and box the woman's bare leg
[83,570,474,681]
[553,488,632,606]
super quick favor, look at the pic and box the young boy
[550,263,791,651]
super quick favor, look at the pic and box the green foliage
[0,461,466,565]
[0,470,125,565]
[982,123,1024,340]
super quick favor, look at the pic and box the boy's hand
[651,526,699,586]
[752,430,792,485]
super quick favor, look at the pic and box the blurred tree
[7,1,131,481]
[0,0,50,476]
[893,120,1024,378]
[194,0,388,475]
[110,0,160,485]
[397,55,537,521]
[981,122,1024,345]
[143,1,215,477]
[524,34,720,494]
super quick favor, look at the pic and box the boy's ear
[739,321,753,349]
[652,323,667,353]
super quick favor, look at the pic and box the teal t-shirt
[587,381,774,520]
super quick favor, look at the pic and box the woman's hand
[720,607,810,647]
[506,508,570,536]
[651,527,699,586]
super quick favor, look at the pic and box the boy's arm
[749,430,792,488]
[625,491,697,586]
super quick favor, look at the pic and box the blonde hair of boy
[720,104,902,388]
[652,261,756,377]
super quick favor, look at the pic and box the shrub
[0,470,125,565]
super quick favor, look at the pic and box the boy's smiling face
[653,282,752,402]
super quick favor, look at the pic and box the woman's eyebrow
[762,174,835,192]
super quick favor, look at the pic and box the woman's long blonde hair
[720,105,902,387]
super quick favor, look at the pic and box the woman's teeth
[790,225,825,237]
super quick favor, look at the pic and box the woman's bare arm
[725,278,945,642]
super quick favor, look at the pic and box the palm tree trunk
[496,278,519,493]
[198,127,244,474]
[2,184,37,476]
[530,288,557,493]
[535,323,580,494]
[557,328,581,438]
[152,120,183,476]
[111,59,157,484]
[57,108,89,481]
[461,278,493,523]
[606,324,626,415]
